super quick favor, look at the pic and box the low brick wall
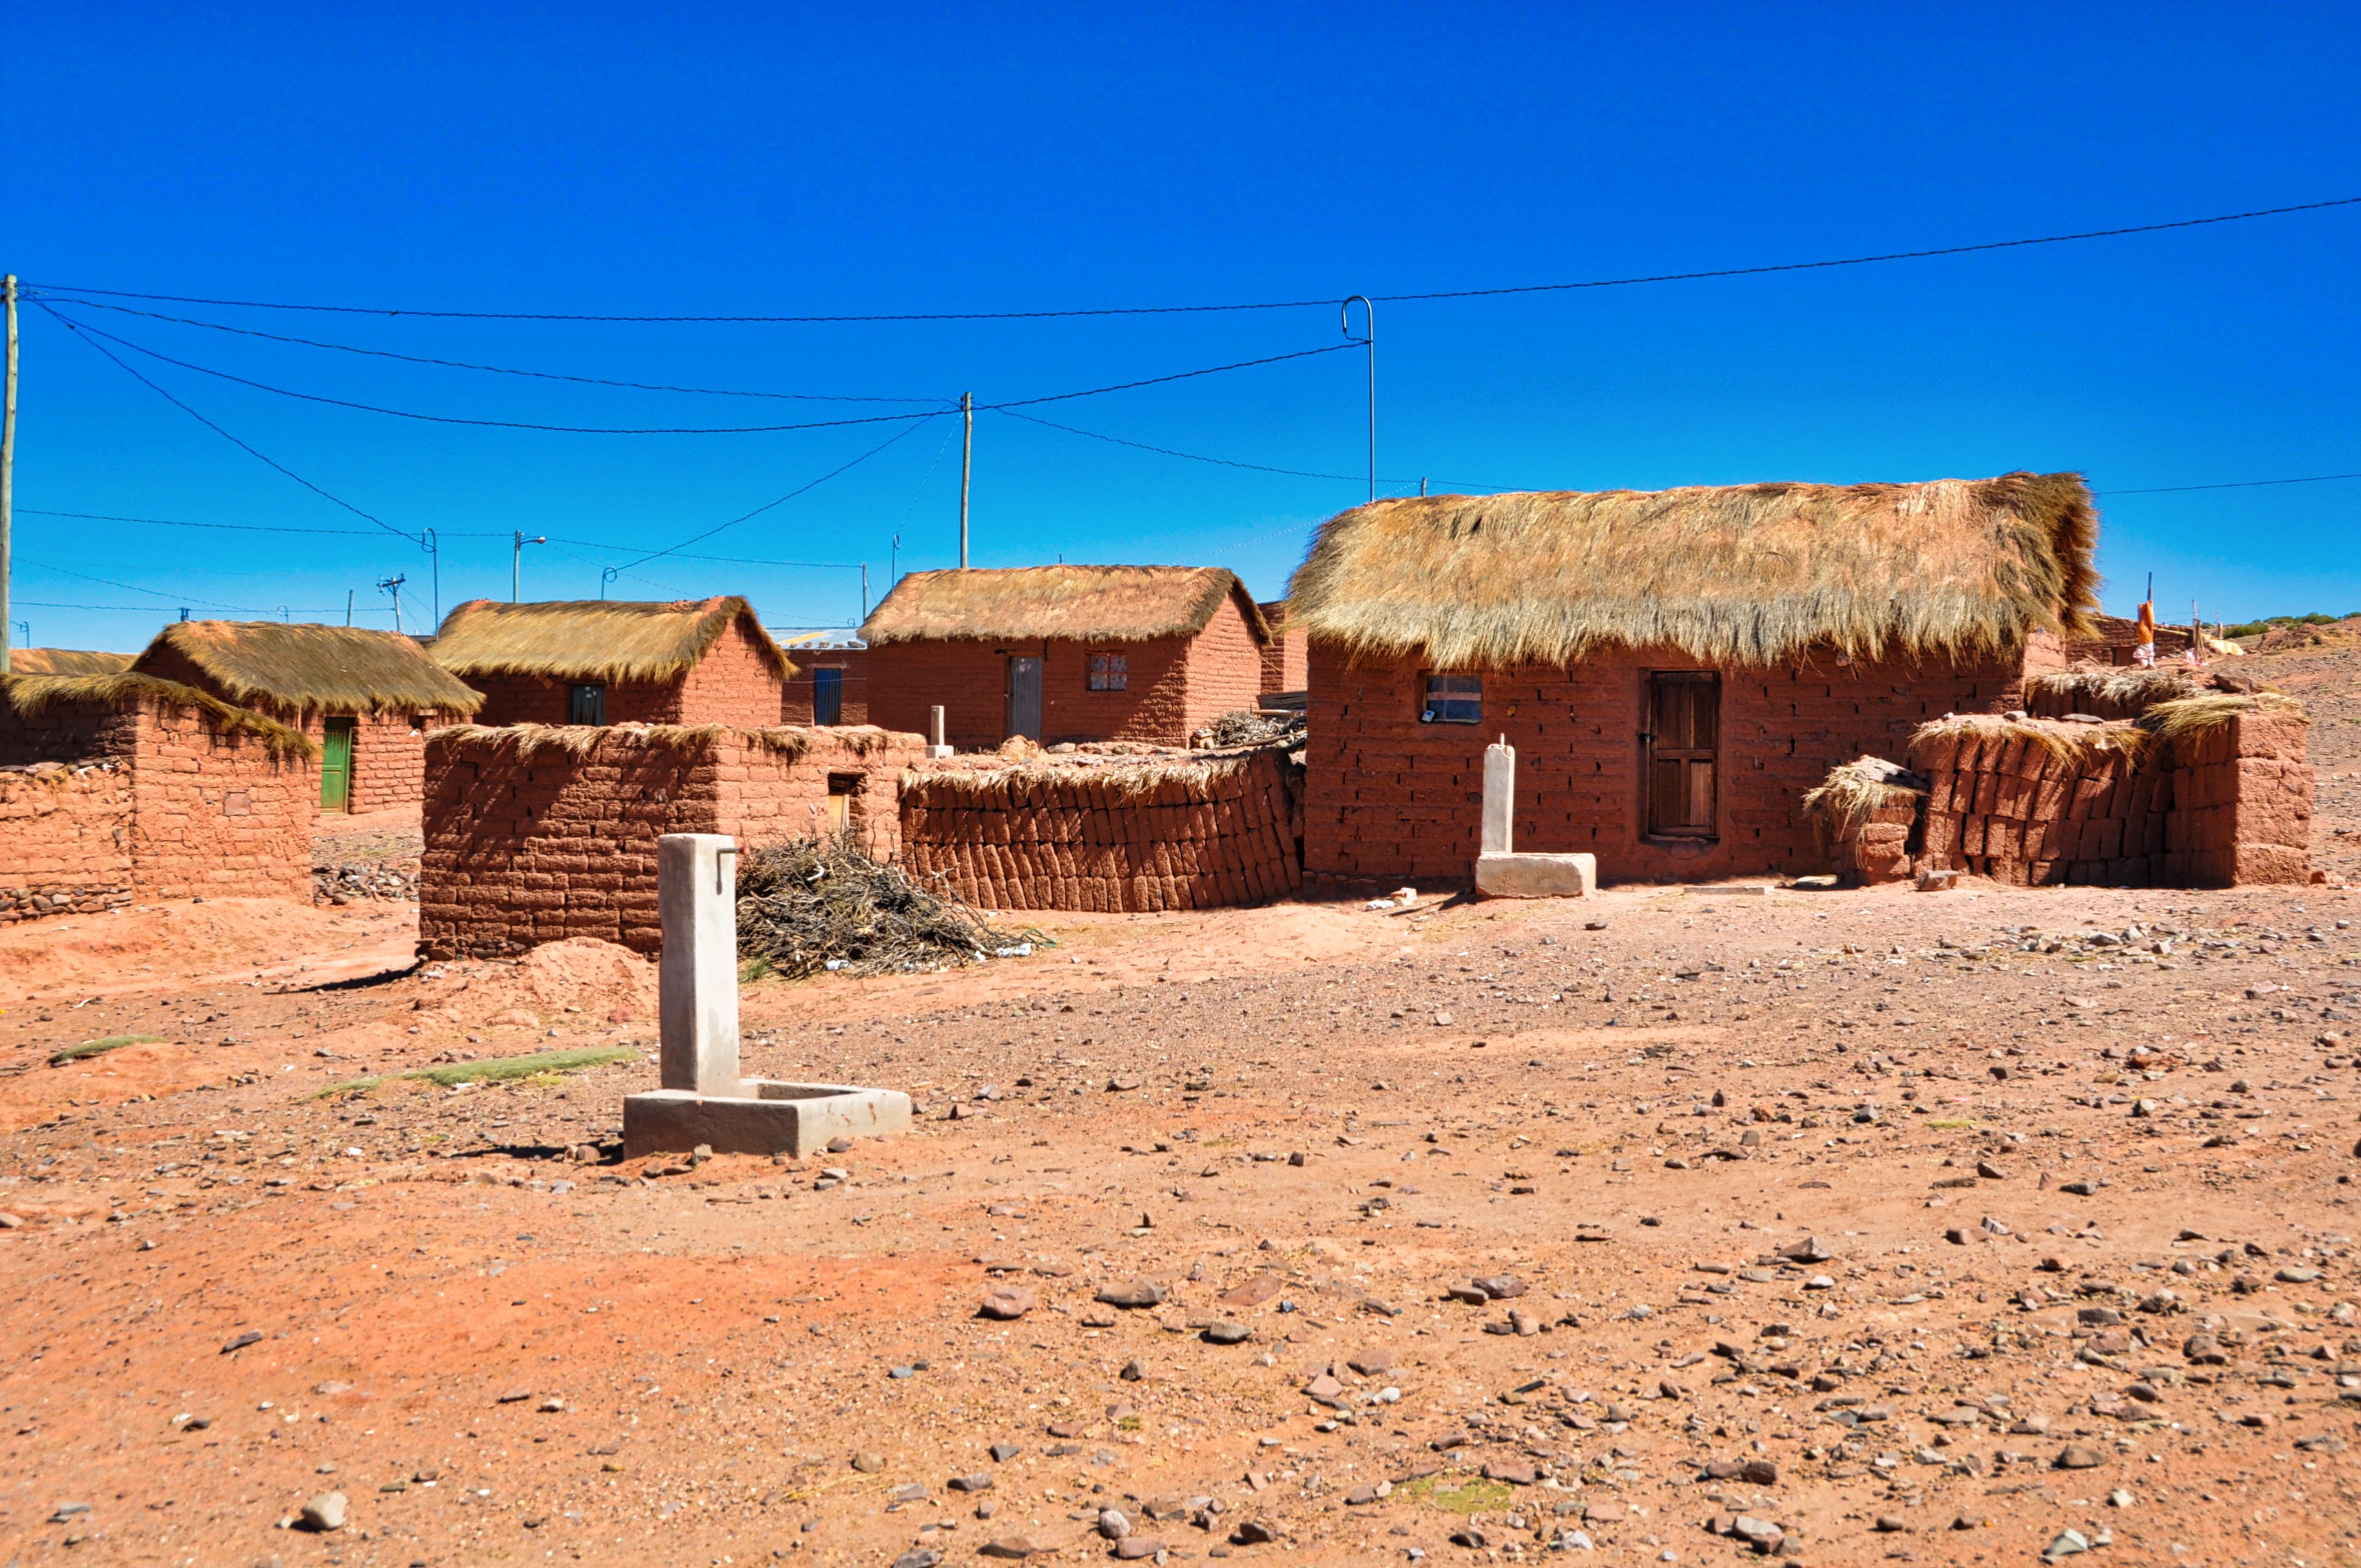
[419,723,925,957]
[899,748,1303,912]
[1903,704,2310,888]
[0,762,134,921]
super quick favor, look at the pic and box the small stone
[1347,1349,1394,1375]
[2054,1443,2105,1470]
[980,1286,1037,1321]
[1780,1236,1832,1263]
[1115,1538,1166,1561]
[980,1537,1048,1558]
[1098,1508,1132,1539]
[299,1492,347,1532]
[1874,1516,1907,1533]
[2043,1528,2092,1561]
[1202,1320,1252,1344]
[1731,1516,1782,1547]
[1482,1459,1537,1484]
[852,1451,885,1473]
[990,1442,1022,1462]
[2276,1267,2322,1284]
[1096,1281,1166,1310]
[1233,1520,1280,1545]
[221,1331,263,1354]
[1473,1274,1526,1299]
[949,1473,993,1492]
[538,1397,564,1413]
[892,1552,943,1568]
[1120,1358,1145,1382]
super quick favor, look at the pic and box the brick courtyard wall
[418,723,924,957]
[461,619,788,729]
[899,747,1303,912]
[0,688,313,911]
[0,763,134,921]
[781,648,870,725]
[1907,705,2311,888]
[867,602,1269,750]
[1304,640,2035,885]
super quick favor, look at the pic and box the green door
[320,717,355,813]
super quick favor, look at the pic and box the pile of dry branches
[735,835,1046,979]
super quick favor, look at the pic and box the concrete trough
[624,1081,912,1159]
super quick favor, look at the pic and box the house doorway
[1006,656,1042,741]
[1645,672,1718,838]
[319,716,356,813]
[812,667,844,726]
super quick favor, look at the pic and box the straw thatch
[1,672,315,759]
[429,720,912,763]
[1799,757,1927,854]
[429,596,794,684]
[2025,667,2201,713]
[1910,712,2151,770]
[902,749,1269,804]
[1287,473,2099,669]
[134,620,482,717]
[2139,691,2308,748]
[862,566,1271,647]
[8,648,134,676]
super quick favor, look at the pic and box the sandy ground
[0,652,2356,1568]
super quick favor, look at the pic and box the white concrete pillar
[658,833,741,1095]
[926,704,954,759]
[1481,738,1515,855]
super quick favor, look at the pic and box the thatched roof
[1287,473,2100,669]
[134,621,482,717]
[429,597,793,684]
[862,567,1270,647]
[1,672,315,758]
[8,648,134,676]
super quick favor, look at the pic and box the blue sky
[4,3,2357,650]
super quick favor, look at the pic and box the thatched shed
[131,620,481,815]
[430,596,795,732]
[860,566,1269,749]
[8,648,134,676]
[1287,473,2099,885]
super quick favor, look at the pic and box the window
[1421,672,1481,724]
[1087,652,1128,692]
[569,683,607,726]
[827,772,860,834]
[812,667,844,726]
[1645,672,1719,838]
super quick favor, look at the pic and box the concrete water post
[1481,737,1515,854]
[658,834,741,1095]
[926,704,954,759]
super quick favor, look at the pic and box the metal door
[1645,673,1718,837]
[319,716,355,813]
[813,667,844,725]
[1006,656,1042,741]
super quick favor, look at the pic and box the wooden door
[1646,673,1717,837]
[319,717,355,813]
[1007,656,1042,741]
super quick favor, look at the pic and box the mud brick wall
[0,763,134,921]
[866,598,1269,750]
[1258,602,1308,696]
[463,618,786,728]
[780,649,870,725]
[125,701,316,903]
[1827,798,1921,886]
[1305,642,2035,885]
[899,749,1303,912]
[419,724,925,957]
[1908,710,2311,888]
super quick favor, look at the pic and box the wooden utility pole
[959,392,972,568]
[1,275,17,675]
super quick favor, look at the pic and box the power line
[2097,471,2361,496]
[21,507,394,537]
[23,556,277,614]
[26,297,953,403]
[29,195,2360,322]
[993,407,1520,491]
[37,302,418,542]
[613,420,931,573]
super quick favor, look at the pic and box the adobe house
[430,596,794,729]
[131,620,482,814]
[860,565,1270,749]
[778,633,869,725]
[0,669,316,915]
[1288,473,2097,885]
[1258,600,1308,699]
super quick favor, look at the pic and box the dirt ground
[1,650,2357,1568]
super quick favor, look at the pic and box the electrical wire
[20,507,395,538]
[40,306,1360,433]
[993,407,1521,492]
[37,302,418,542]
[2097,471,2361,496]
[612,420,931,573]
[23,557,278,616]
[35,296,954,404]
[29,195,2359,322]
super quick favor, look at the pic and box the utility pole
[860,562,869,622]
[959,392,973,568]
[377,573,407,634]
[345,589,354,627]
[1342,297,1374,504]
[1,275,17,675]
[512,531,546,602]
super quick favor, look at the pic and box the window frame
[1420,671,1482,725]
[1087,651,1129,692]
[568,683,608,726]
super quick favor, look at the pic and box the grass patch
[321,1047,635,1098]
[1926,1118,1981,1130]
[49,1034,163,1067]
[1396,1473,1513,1515]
